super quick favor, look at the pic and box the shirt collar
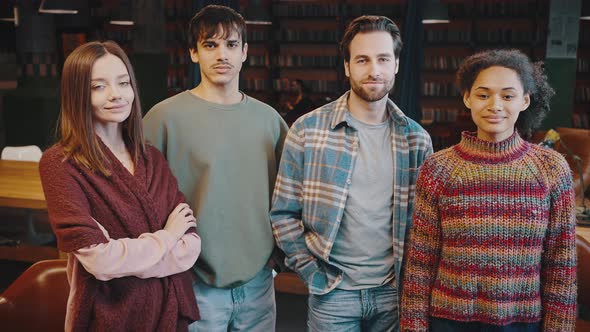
[330,91,409,130]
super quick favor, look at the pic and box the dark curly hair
[456,49,554,138]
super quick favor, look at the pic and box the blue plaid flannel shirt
[270,91,433,295]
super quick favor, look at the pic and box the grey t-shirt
[329,113,395,290]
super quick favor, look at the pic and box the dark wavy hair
[188,5,247,51]
[456,49,554,138]
[340,15,402,62]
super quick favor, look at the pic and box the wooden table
[0,160,46,210]
[0,160,59,262]
[578,225,590,244]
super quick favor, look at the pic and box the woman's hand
[164,203,197,238]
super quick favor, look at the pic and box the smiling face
[189,25,247,88]
[90,53,134,132]
[463,66,531,142]
[344,31,399,103]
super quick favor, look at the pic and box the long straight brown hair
[58,40,144,176]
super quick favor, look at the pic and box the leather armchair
[577,235,590,331]
[0,259,68,332]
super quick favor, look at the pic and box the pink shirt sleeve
[73,219,200,281]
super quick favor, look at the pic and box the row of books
[578,58,590,73]
[166,47,190,66]
[15,52,58,78]
[421,108,461,125]
[272,78,293,92]
[575,86,590,103]
[165,22,188,46]
[347,4,404,17]
[275,55,339,68]
[18,52,57,66]
[424,55,466,71]
[243,78,338,94]
[267,1,541,20]
[424,30,471,44]
[243,79,270,92]
[424,29,542,45]
[18,63,58,78]
[273,2,406,18]
[272,3,339,17]
[572,111,590,129]
[275,30,340,43]
[247,30,270,43]
[247,55,270,67]
[276,79,338,93]
[474,29,542,44]
[165,2,191,92]
[247,55,340,68]
[422,81,461,97]
[260,30,539,48]
[474,1,543,18]
[418,1,543,18]
[246,78,312,92]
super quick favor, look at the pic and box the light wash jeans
[189,266,276,332]
[307,282,399,332]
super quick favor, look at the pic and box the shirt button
[346,179,351,184]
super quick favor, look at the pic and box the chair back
[1,145,42,162]
[556,127,590,199]
[0,259,69,331]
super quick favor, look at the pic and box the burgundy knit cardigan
[40,142,199,331]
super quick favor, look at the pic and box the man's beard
[350,78,394,102]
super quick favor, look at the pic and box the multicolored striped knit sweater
[400,131,577,332]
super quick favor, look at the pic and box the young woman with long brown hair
[39,41,200,331]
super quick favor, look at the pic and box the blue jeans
[430,317,541,332]
[307,283,399,332]
[188,266,276,332]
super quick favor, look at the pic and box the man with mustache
[270,15,432,331]
[144,5,288,331]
